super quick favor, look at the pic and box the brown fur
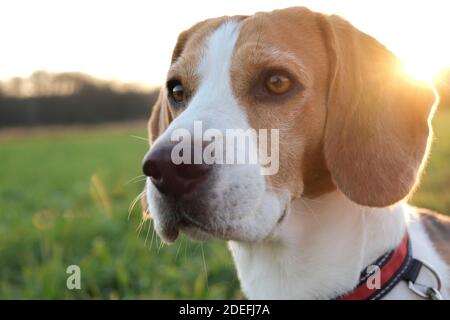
[318,14,436,207]
[147,7,437,208]
[231,8,334,198]
[148,88,172,144]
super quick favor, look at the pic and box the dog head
[142,7,436,243]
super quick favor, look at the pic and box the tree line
[0,71,158,128]
[0,69,448,129]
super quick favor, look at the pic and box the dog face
[142,7,436,243]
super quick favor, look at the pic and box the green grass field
[0,110,449,299]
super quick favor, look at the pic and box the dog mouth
[179,215,221,241]
[157,212,219,243]
[157,202,289,244]
[149,180,289,243]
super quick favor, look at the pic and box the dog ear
[318,14,437,207]
[148,88,172,144]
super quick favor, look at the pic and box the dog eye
[167,80,185,103]
[264,74,292,95]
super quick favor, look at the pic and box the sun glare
[401,54,447,83]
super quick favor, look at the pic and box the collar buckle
[407,259,443,300]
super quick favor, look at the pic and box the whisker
[136,217,146,237]
[129,177,148,185]
[157,237,165,253]
[129,135,149,142]
[126,174,146,185]
[128,191,145,220]
[175,237,183,261]
[144,218,152,246]
[201,244,209,292]
[149,223,156,251]
[135,219,144,232]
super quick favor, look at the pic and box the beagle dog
[141,7,450,299]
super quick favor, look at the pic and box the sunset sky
[1,0,449,87]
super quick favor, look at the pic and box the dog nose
[142,142,212,198]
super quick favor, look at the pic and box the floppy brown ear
[318,14,437,207]
[148,88,172,144]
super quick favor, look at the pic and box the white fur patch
[229,193,449,299]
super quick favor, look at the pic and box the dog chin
[153,216,225,243]
[146,179,287,243]
[179,224,216,241]
[155,215,252,244]
[151,193,287,244]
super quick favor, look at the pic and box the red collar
[337,233,412,300]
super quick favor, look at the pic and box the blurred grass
[0,109,448,299]
[0,126,242,299]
